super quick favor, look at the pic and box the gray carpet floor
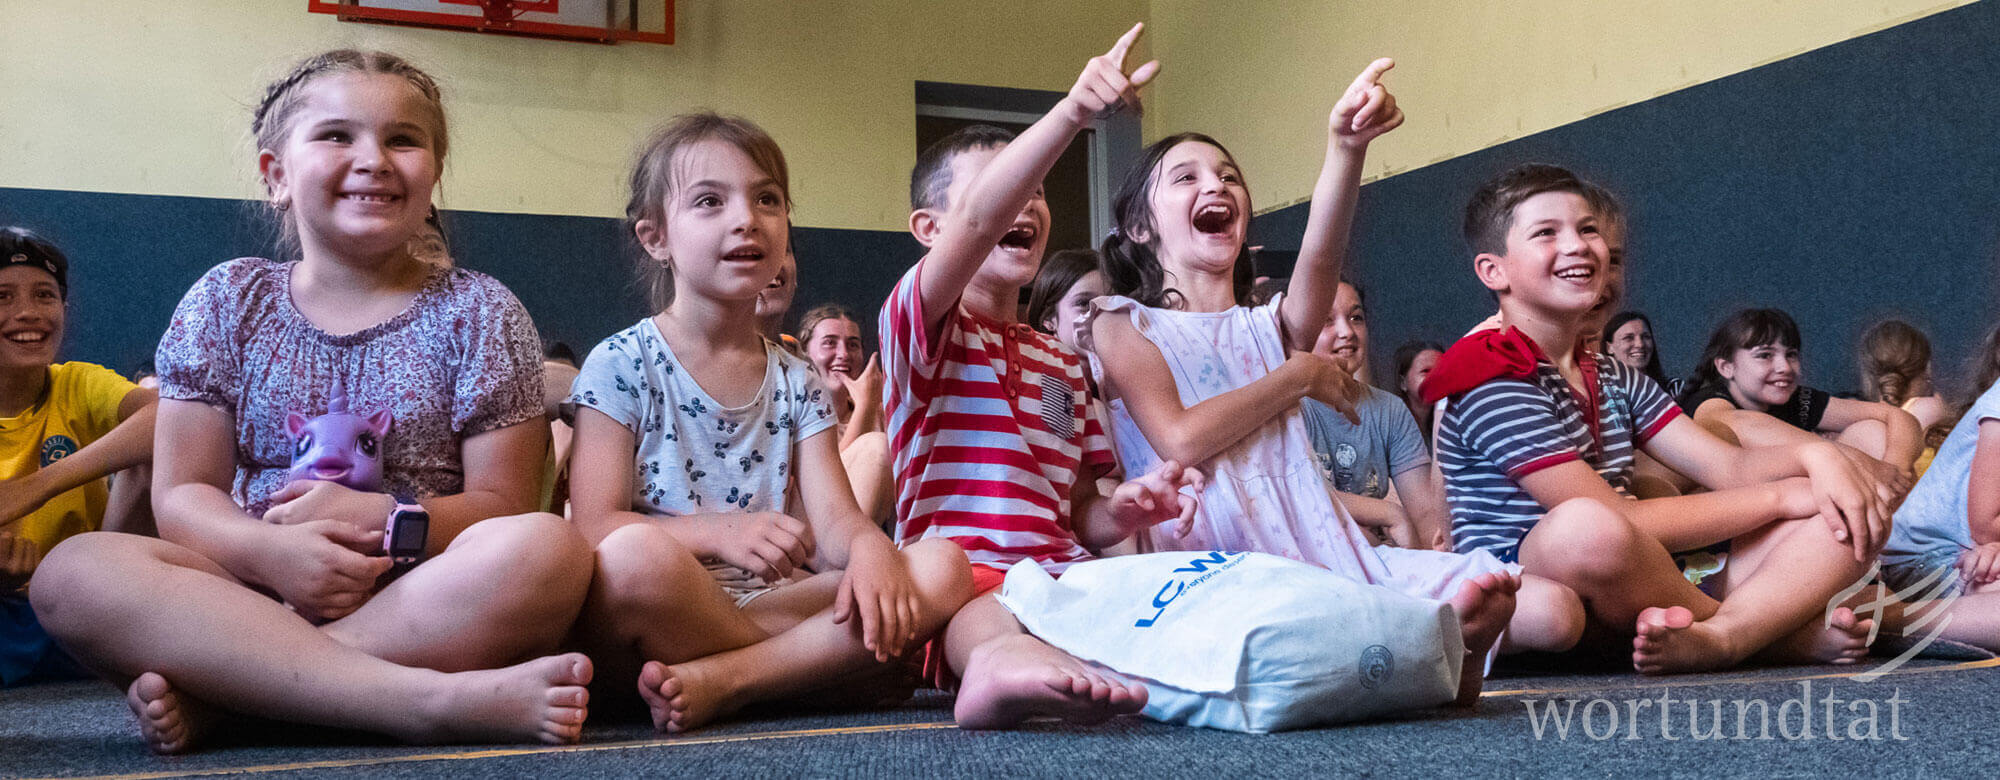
[6,657,1998,778]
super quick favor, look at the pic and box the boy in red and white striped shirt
[882,24,1201,729]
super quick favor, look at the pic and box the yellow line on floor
[37,721,960,780]
[1481,657,2000,698]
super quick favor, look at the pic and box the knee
[1525,499,1647,584]
[1518,575,1587,651]
[903,538,974,612]
[455,512,592,591]
[1836,419,1889,459]
[28,532,153,635]
[592,523,705,610]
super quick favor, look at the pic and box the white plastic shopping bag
[996,551,1463,733]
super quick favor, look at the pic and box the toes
[564,654,595,686]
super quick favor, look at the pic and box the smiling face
[1718,341,1801,409]
[260,73,442,264]
[806,316,863,379]
[922,145,1050,289]
[0,265,63,372]
[1610,318,1654,372]
[1143,140,1249,280]
[1312,282,1369,375]
[638,138,792,305]
[1477,190,1607,320]
[1045,269,1107,352]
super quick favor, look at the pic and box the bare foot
[127,672,215,754]
[1632,606,1736,675]
[1757,607,1874,666]
[952,633,1146,730]
[419,653,592,745]
[1447,571,1520,705]
[637,659,742,734]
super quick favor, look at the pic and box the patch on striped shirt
[1040,374,1076,439]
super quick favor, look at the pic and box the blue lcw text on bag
[997,551,1462,733]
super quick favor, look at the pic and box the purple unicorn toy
[285,378,391,492]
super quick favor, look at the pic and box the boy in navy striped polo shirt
[1427,164,1891,675]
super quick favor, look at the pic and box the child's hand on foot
[835,536,920,661]
[1109,460,1205,538]
[1329,58,1404,149]
[1058,23,1160,126]
[256,519,391,622]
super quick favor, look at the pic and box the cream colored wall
[1144,0,1975,214]
[4,0,1147,231]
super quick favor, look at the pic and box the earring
[271,198,290,212]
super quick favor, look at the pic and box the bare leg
[1705,516,1873,668]
[30,532,592,754]
[1515,499,1730,672]
[1518,500,1871,674]
[947,589,1147,730]
[326,512,594,672]
[1835,419,1889,460]
[100,465,156,538]
[573,523,776,714]
[1888,585,2000,650]
[1500,573,1584,654]
[644,538,973,732]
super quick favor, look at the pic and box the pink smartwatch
[384,498,430,577]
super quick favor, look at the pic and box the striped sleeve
[1615,361,1683,445]
[1455,378,1580,479]
[880,260,949,385]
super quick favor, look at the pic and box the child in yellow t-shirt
[1,227,157,685]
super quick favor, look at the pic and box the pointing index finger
[1107,22,1146,69]
[1352,57,1395,90]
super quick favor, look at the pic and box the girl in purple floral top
[29,51,594,754]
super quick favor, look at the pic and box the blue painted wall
[0,187,920,373]
[1251,0,2000,396]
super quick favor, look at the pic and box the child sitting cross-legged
[566,113,975,734]
[1427,164,1891,674]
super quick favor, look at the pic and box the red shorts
[915,564,1015,690]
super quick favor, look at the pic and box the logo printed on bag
[1358,644,1394,690]
[1134,552,1248,628]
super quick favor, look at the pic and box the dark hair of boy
[1461,163,1594,256]
[910,124,1018,212]
[1024,249,1102,335]
[1679,307,1802,405]
[1099,132,1255,309]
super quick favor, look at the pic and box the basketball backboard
[307,0,672,45]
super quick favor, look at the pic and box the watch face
[389,511,429,558]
